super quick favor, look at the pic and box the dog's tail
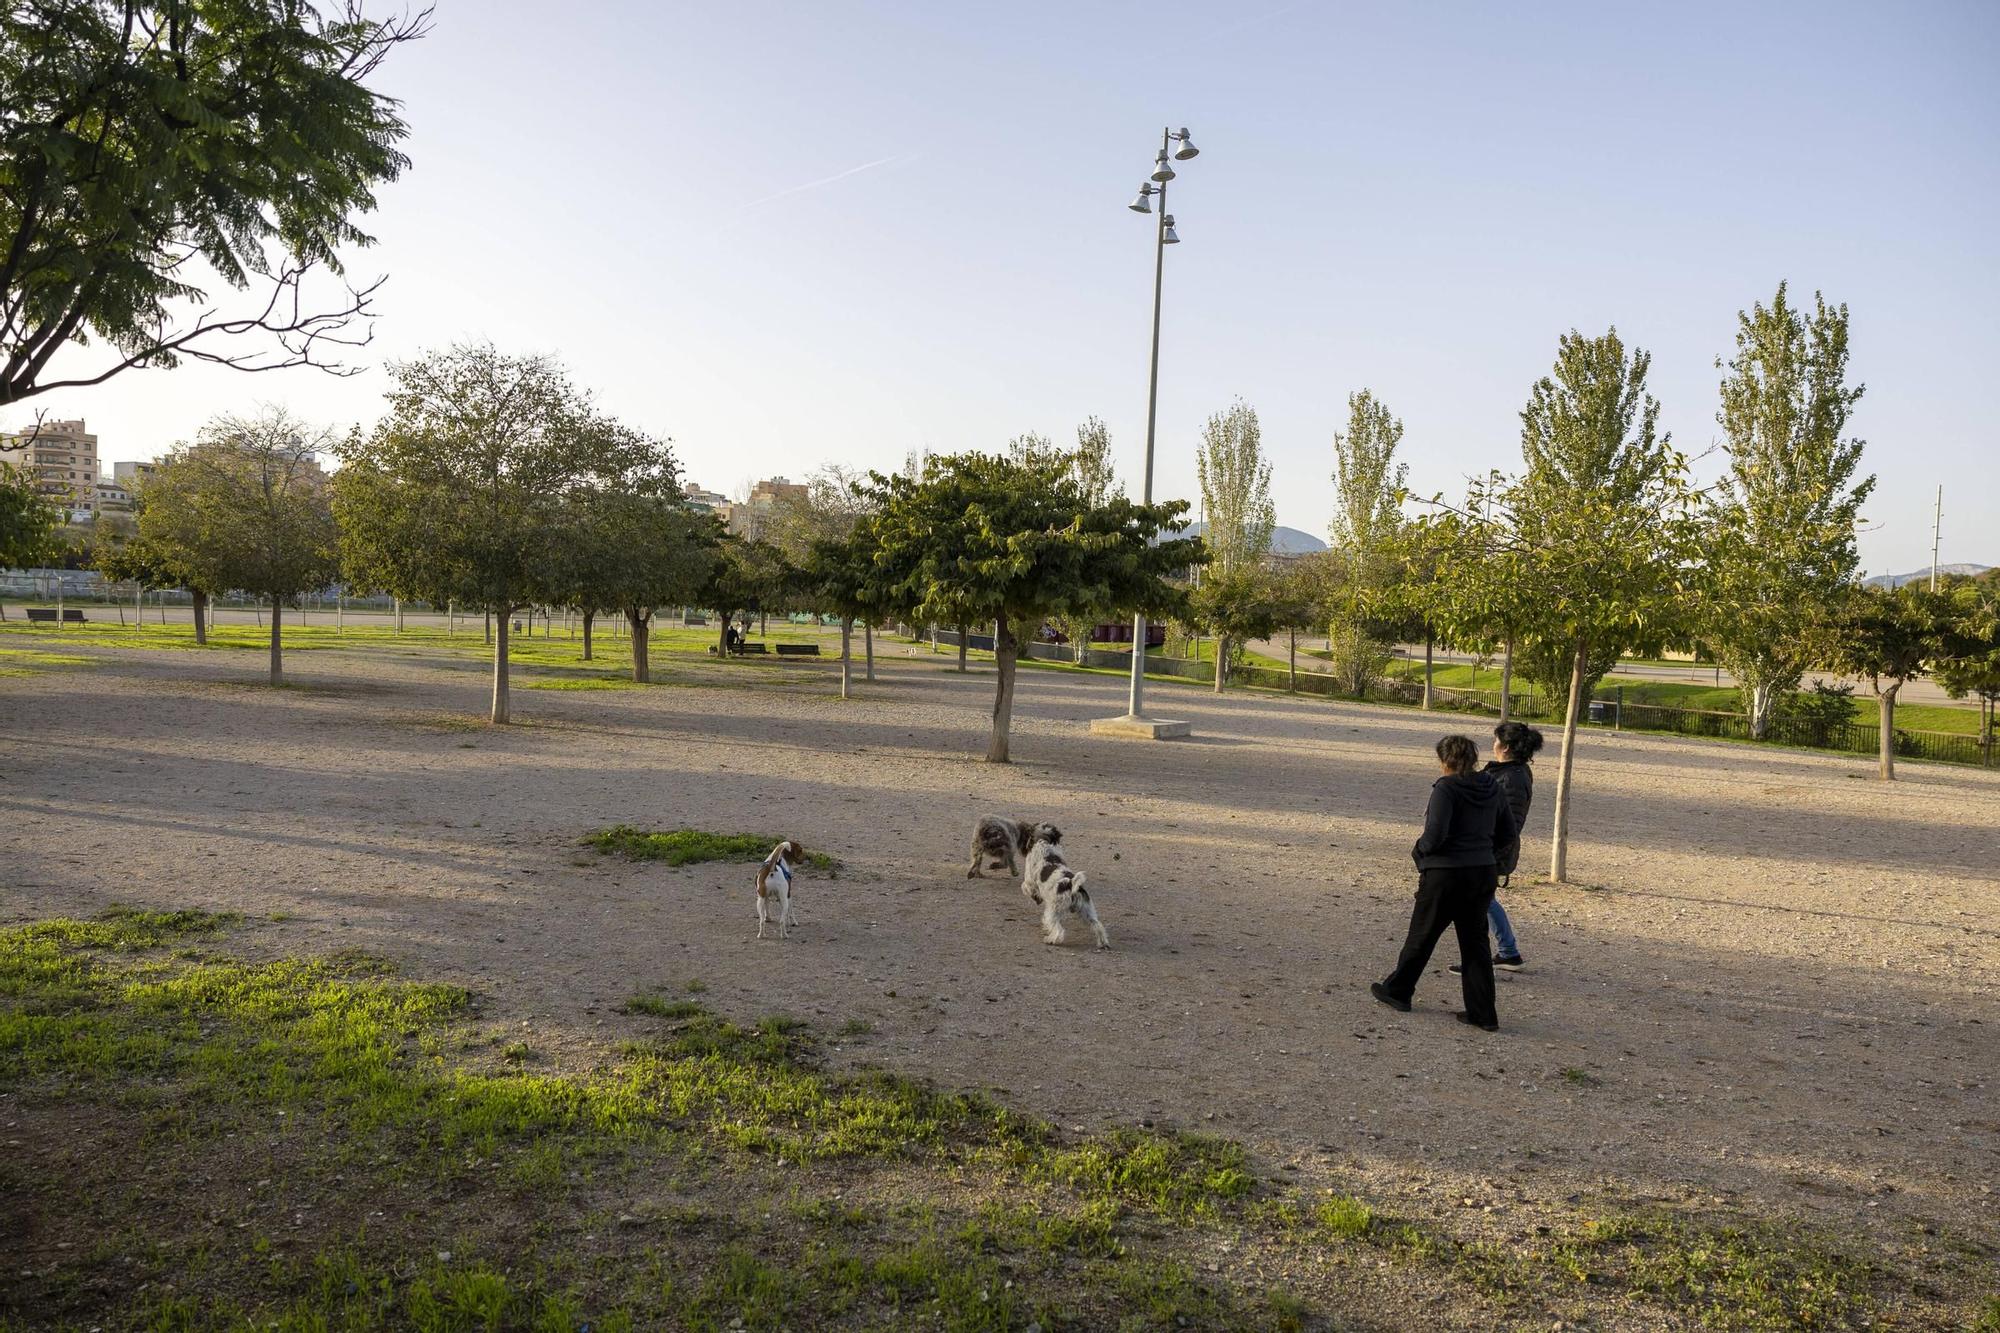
[1068,871,1087,894]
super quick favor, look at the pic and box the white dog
[1020,826,1110,950]
[756,840,806,940]
[966,815,1044,880]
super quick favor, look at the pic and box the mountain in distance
[1863,563,1991,589]
[1178,521,1328,555]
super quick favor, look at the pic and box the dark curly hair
[1435,734,1479,774]
[1493,721,1546,759]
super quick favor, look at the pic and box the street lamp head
[1149,150,1176,183]
[1161,214,1180,244]
[1127,185,1154,213]
[1172,128,1199,160]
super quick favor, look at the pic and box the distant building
[681,481,730,512]
[726,476,808,540]
[94,479,133,513]
[0,418,100,513]
[113,460,160,490]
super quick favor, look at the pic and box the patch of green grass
[1560,1066,1599,1087]
[519,673,645,691]
[582,826,837,871]
[1972,1294,2000,1332]
[0,912,1956,1331]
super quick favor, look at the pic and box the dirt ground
[3,637,1996,1270]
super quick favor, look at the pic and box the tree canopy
[0,461,60,569]
[0,1,428,405]
[861,450,1200,762]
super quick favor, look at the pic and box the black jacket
[1483,759,1533,877]
[1412,769,1520,872]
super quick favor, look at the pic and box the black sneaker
[1448,955,1526,975]
[1454,1010,1500,1032]
[1369,982,1411,1012]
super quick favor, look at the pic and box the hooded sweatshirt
[1482,758,1533,878]
[1411,769,1520,872]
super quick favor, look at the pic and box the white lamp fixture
[1127,185,1154,213]
[1161,214,1180,244]
[1172,128,1199,160]
[1149,150,1176,183]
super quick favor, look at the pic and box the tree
[1480,329,1698,882]
[768,465,876,690]
[1190,563,1281,693]
[1326,390,1409,696]
[799,519,884,699]
[0,461,60,577]
[1196,399,1274,574]
[140,408,340,682]
[0,2,429,406]
[862,451,1200,762]
[1052,416,1124,661]
[698,537,792,659]
[91,529,178,630]
[1827,583,1948,781]
[1407,475,1537,720]
[335,344,660,722]
[558,487,719,684]
[1935,580,2000,759]
[1702,284,1874,738]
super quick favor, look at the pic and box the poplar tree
[1703,284,1874,738]
[1196,399,1274,573]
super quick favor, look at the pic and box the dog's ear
[788,840,805,862]
[1070,871,1087,893]
[1043,824,1062,845]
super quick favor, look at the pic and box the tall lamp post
[1093,125,1200,741]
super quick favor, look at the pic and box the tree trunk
[192,590,208,646]
[1499,634,1515,722]
[1878,682,1899,781]
[1548,638,1588,884]
[1422,633,1435,710]
[582,609,595,661]
[987,615,1018,763]
[1289,628,1297,692]
[628,609,650,683]
[394,597,403,633]
[840,616,853,700]
[484,611,491,646]
[492,609,512,724]
[1213,633,1228,694]
[447,601,454,636]
[1748,678,1776,741]
[717,616,731,659]
[957,625,968,672]
[864,622,874,682]
[269,597,284,686]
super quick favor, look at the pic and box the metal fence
[1601,698,1994,768]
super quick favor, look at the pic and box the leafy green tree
[861,451,1199,763]
[0,2,427,406]
[1703,284,1874,738]
[1053,417,1124,661]
[769,465,877,688]
[91,528,182,631]
[1498,329,1698,881]
[1325,390,1408,695]
[141,408,340,682]
[1196,399,1274,574]
[1935,580,2000,757]
[1826,583,1948,780]
[698,537,792,660]
[566,491,719,684]
[335,344,662,722]
[0,461,60,586]
[1190,563,1281,694]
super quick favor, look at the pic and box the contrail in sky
[739,153,919,211]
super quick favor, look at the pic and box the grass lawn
[1,908,1926,1330]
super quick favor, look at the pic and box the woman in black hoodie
[1371,734,1520,1031]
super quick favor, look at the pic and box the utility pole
[1930,485,1942,591]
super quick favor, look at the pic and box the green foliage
[1196,398,1275,573]
[1328,388,1407,556]
[861,449,1200,760]
[0,460,61,566]
[0,1,424,405]
[582,826,837,870]
[1189,564,1283,691]
[1703,284,1874,736]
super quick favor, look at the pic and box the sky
[16,0,2000,577]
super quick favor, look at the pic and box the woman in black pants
[1371,735,1520,1031]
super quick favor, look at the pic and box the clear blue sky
[22,0,2000,575]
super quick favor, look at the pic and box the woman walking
[1452,720,1544,973]
[1371,734,1520,1031]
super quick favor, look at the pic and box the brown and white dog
[1020,825,1110,950]
[965,815,1049,880]
[756,840,807,940]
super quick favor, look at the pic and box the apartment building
[0,418,99,515]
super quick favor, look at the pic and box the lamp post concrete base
[1090,714,1192,740]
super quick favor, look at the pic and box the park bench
[684,614,708,626]
[737,642,769,655]
[774,643,821,657]
[24,608,85,624]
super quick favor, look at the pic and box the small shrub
[582,827,837,870]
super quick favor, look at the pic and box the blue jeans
[1488,893,1521,960]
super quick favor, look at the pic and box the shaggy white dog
[1020,826,1110,950]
